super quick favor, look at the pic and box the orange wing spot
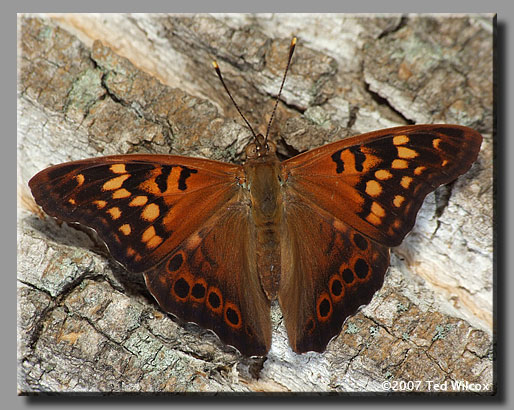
[207,287,223,314]
[329,274,345,303]
[339,149,353,171]
[139,178,160,194]
[393,219,402,229]
[146,235,163,249]
[375,169,393,180]
[365,180,382,197]
[102,174,130,191]
[432,138,442,149]
[392,159,409,169]
[401,176,413,189]
[93,200,107,209]
[75,174,85,186]
[393,195,405,208]
[186,232,203,249]
[112,188,131,199]
[141,203,160,222]
[332,219,346,232]
[126,247,136,257]
[393,135,409,145]
[316,292,333,322]
[129,195,148,207]
[107,207,122,220]
[119,224,132,236]
[138,168,164,194]
[397,146,418,159]
[142,226,156,242]
[110,164,127,174]
[414,166,426,175]
[371,201,385,217]
[366,213,382,226]
[442,159,449,166]
[224,302,243,329]
[360,149,381,170]
[68,198,76,205]
[167,166,183,192]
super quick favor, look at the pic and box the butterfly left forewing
[282,124,482,247]
[29,154,242,273]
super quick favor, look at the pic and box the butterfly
[28,38,483,357]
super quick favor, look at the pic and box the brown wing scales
[280,124,482,353]
[280,193,389,353]
[144,200,272,356]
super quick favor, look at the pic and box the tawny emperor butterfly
[29,38,482,356]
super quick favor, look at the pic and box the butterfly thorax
[243,140,283,300]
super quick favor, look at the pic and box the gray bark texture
[17,14,494,394]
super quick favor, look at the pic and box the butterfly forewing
[282,125,482,247]
[29,154,242,272]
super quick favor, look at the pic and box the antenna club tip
[212,61,219,69]
[291,37,297,46]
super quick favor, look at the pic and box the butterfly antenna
[264,36,297,144]
[212,61,259,142]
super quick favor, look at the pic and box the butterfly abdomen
[244,156,283,300]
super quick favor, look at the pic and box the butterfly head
[245,134,277,160]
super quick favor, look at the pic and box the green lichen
[432,324,454,341]
[345,322,359,334]
[37,25,53,40]
[65,68,104,115]
[396,302,409,313]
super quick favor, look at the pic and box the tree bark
[18,14,493,393]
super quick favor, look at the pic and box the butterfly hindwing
[282,124,482,247]
[29,154,242,273]
[280,193,389,353]
[143,198,272,356]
